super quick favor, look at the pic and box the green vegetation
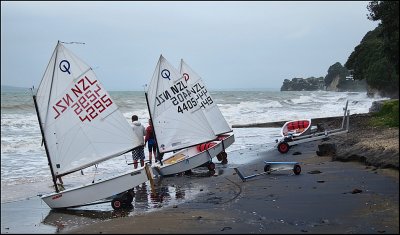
[345,1,399,98]
[280,77,324,91]
[324,62,367,91]
[325,62,349,86]
[370,99,399,127]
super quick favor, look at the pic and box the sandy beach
[68,113,400,234]
[1,114,399,234]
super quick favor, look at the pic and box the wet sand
[1,114,399,234]
[66,140,399,234]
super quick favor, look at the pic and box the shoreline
[67,142,399,234]
[1,114,398,234]
[68,113,400,234]
[232,113,370,128]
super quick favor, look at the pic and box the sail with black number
[145,55,235,177]
[179,59,232,136]
[145,55,217,154]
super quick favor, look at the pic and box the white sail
[146,55,216,153]
[179,59,232,135]
[35,41,141,176]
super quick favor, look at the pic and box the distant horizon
[0,84,281,92]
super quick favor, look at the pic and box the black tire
[220,152,228,164]
[123,192,134,204]
[111,198,123,210]
[222,152,228,164]
[278,142,290,154]
[207,162,215,171]
[264,164,271,173]
[293,164,301,175]
[216,153,223,161]
[208,170,216,176]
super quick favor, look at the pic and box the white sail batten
[35,42,140,176]
[146,55,216,153]
[179,59,232,135]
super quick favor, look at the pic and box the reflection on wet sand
[42,207,132,233]
[41,166,216,232]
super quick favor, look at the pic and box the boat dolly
[234,161,301,182]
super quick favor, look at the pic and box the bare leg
[149,152,153,164]
[133,160,138,169]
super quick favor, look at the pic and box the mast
[33,94,59,193]
[34,41,61,192]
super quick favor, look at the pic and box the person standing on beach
[131,115,146,169]
[145,119,157,165]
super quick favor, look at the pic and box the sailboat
[33,41,152,209]
[179,59,235,164]
[145,55,234,176]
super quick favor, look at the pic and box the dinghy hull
[280,119,311,137]
[41,166,150,209]
[153,133,235,176]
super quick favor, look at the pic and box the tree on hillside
[324,62,349,87]
[367,1,399,74]
[345,1,399,98]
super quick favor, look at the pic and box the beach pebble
[221,227,232,231]
[308,170,322,174]
[321,219,329,224]
[352,188,363,194]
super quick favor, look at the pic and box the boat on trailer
[275,100,350,154]
[145,55,234,177]
[280,119,312,137]
[33,41,152,210]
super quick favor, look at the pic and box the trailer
[234,161,301,182]
[275,100,350,154]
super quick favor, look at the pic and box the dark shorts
[147,139,157,152]
[132,145,145,161]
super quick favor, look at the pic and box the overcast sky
[1,1,378,91]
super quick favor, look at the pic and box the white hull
[280,119,311,137]
[153,133,235,176]
[219,133,235,151]
[41,166,150,209]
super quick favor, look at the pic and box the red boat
[280,119,312,137]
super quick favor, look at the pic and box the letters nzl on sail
[52,75,113,122]
[155,79,214,114]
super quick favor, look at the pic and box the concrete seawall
[232,113,371,128]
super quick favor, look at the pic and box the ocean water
[1,89,388,203]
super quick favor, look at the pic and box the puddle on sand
[41,167,216,233]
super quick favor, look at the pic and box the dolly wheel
[216,153,223,161]
[123,191,134,204]
[264,164,271,174]
[111,198,123,210]
[221,152,228,164]
[278,142,290,154]
[207,162,215,171]
[293,164,301,175]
